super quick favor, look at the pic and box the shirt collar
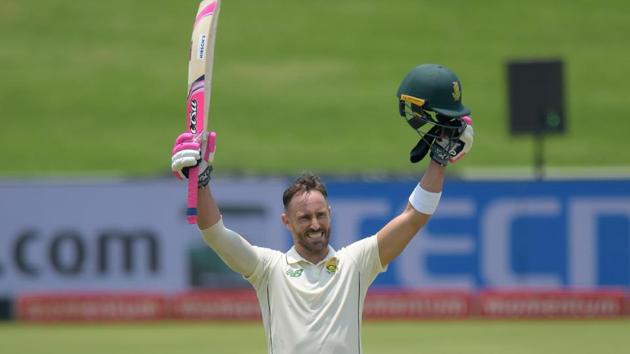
[286,245,337,266]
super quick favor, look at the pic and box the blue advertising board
[1,178,628,294]
[322,179,630,290]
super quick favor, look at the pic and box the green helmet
[396,64,471,163]
[397,64,470,118]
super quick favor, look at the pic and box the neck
[296,247,329,264]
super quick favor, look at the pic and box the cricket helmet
[396,64,471,162]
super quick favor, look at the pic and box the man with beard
[171,64,474,354]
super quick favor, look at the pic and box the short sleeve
[339,235,387,286]
[244,246,283,290]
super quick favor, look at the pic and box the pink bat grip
[186,166,199,224]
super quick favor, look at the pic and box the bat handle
[186,166,199,224]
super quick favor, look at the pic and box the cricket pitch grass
[1,319,629,354]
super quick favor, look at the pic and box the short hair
[282,172,328,209]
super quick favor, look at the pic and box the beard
[296,226,331,256]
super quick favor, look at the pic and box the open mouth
[305,231,324,242]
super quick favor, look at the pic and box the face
[282,190,331,263]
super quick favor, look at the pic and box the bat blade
[185,0,221,224]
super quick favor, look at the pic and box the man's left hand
[430,116,474,166]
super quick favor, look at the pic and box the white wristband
[408,184,442,215]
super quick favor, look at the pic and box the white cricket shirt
[246,235,386,354]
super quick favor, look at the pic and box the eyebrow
[296,208,328,216]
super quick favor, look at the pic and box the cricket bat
[185,0,221,224]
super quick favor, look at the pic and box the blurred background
[1,0,629,353]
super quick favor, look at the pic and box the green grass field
[1,0,630,176]
[1,320,629,354]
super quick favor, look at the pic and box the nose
[309,217,320,230]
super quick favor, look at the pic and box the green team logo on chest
[286,268,304,278]
[325,258,338,274]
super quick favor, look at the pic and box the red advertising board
[17,293,169,322]
[171,290,260,320]
[16,290,629,322]
[364,290,472,319]
[477,290,626,318]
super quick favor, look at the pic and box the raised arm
[172,132,259,277]
[196,185,259,277]
[197,184,221,229]
[376,106,474,266]
[376,160,444,266]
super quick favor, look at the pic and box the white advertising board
[0,178,287,296]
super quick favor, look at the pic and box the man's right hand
[171,131,216,188]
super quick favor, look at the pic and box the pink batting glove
[171,131,216,181]
[171,132,201,180]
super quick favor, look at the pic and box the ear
[281,212,291,230]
